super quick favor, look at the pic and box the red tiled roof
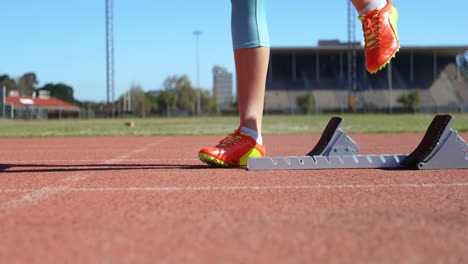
[5,96,80,109]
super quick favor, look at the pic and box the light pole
[193,30,202,115]
[106,0,115,117]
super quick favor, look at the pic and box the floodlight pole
[111,0,115,117]
[106,0,115,117]
[193,30,202,115]
[106,0,109,106]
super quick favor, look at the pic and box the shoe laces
[360,9,382,51]
[217,125,250,148]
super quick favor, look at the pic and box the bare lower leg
[235,47,270,135]
[349,0,376,12]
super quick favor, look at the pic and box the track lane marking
[0,138,169,217]
[0,189,35,193]
[1,182,468,193]
[0,187,68,216]
[46,182,468,191]
[103,139,169,164]
[0,158,197,163]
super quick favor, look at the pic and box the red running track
[0,134,467,263]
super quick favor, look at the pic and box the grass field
[0,113,467,138]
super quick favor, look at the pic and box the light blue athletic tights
[231,0,270,50]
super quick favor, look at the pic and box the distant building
[0,88,80,119]
[264,41,468,113]
[213,66,233,111]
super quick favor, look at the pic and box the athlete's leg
[349,0,379,13]
[231,0,270,135]
[235,48,269,135]
[198,0,270,167]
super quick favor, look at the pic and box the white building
[213,66,233,111]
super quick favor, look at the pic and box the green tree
[296,92,315,114]
[177,85,197,112]
[198,89,216,112]
[162,75,197,112]
[144,91,158,113]
[156,90,178,115]
[128,84,152,117]
[161,75,216,114]
[17,73,38,96]
[163,75,192,91]
[38,83,76,104]
[0,75,17,94]
[397,91,420,112]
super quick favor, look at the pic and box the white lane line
[0,138,170,216]
[67,182,468,191]
[2,183,467,194]
[0,189,35,193]
[0,159,198,163]
[0,187,69,216]
[104,139,169,164]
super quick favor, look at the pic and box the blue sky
[2,0,468,101]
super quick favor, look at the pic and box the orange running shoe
[359,0,400,74]
[199,124,266,167]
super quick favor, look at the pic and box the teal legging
[231,0,270,50]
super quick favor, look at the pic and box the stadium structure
[0,89,80,119]
[264,41,468,113]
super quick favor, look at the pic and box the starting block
[247,115,468,170]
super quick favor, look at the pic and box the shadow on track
[0,163,244,173]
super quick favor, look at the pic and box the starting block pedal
[402,115,468,169]
[306,117,360,157]
[247,115,468,170]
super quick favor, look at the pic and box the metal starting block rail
[247,115,468,171]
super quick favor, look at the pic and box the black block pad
[401,115,453,169]
[306,117,343,156]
